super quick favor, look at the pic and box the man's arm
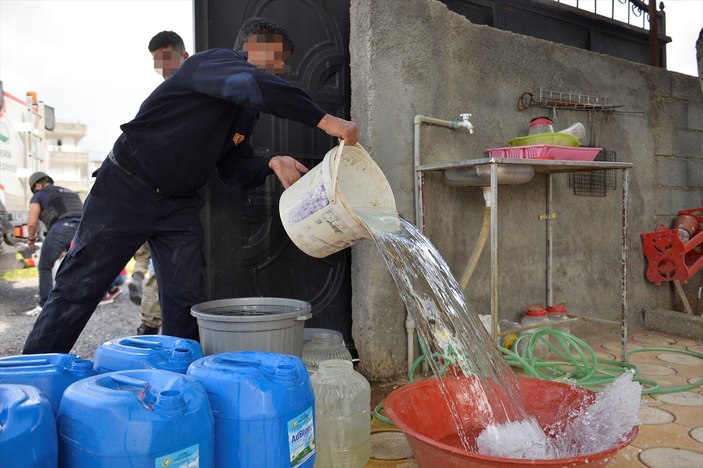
[27,202,41,247]
[317,114,358,146]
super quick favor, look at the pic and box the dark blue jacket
[112,48,326,196]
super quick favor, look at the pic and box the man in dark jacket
[24,172,83,316]
[23,17,358,354]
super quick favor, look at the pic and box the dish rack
[487,145,602,161]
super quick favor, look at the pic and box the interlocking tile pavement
[367,328,702,467]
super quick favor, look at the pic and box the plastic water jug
[516,305,550,358]
[302,329,353,374]
[93,335,203,373]
[0,384,58,468]
[547,303,571,335]
[0,353,95,414]
[310,360,371,468]
[187,351,315,468]
[57,369,213,467]
[498,320,521,349]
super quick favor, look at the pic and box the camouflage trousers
[141,273,161,329]
[133,243,161,329]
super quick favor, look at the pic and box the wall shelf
[415,157,633,360]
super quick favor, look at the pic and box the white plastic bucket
[279,142,396,258]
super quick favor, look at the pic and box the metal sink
[442,164,535,186]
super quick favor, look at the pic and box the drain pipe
[411,113,473,374]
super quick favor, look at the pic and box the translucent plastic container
[498,320,521,349]
[310,360,370,468]
[302,330,352,374]
[528,117,554,135]
[517,306,550,358]
[547,304,571,335]
[557,122,586,140]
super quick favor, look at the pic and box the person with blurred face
[130,31,191,336]
[149,30,189,79]
[23,17,358,354]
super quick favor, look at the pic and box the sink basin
[443,164,535,187]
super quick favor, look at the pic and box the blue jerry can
[57,369,214,467]
[0,384,58,468]
[187,350,316,468]
[93,335,204,374]
[0,353,95,414]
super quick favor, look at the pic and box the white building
[45,121,90,199]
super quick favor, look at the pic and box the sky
[0,0,701,159]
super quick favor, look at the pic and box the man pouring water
[23,17,358,354]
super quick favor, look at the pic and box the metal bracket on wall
[517,88,623,121]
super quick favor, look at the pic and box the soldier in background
[24,172,82,316]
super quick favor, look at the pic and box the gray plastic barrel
[190,298,312,357]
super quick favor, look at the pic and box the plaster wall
[350,0,702,380]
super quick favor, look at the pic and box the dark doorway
[193,0,355,354]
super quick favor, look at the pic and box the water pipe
[414,113,474,229]
[412,113,474,374]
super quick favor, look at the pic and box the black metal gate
[194,0,354,353]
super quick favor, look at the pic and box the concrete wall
[350,0,702,380]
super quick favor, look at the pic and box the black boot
[136,324,159,335]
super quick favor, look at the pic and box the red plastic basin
[384,376,638,467]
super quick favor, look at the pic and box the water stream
[358,211,640,459]
[358,211,551,456]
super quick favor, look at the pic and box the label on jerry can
[288,407,315,467]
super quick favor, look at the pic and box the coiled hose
[374,328,703,426]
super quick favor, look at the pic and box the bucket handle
[295,313,312,321]
[329,139,345,204]
[120,337,163,349]
[329,141,370,204]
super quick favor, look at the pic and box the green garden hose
[372,328,703,426]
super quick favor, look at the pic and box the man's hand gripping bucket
[279,141,397,258]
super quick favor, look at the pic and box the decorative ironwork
[556,0,664,30]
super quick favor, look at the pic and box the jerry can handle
[0,358,50,367]
[120,337,163,349]
[108,374,149,388]
[212,356,262,368]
